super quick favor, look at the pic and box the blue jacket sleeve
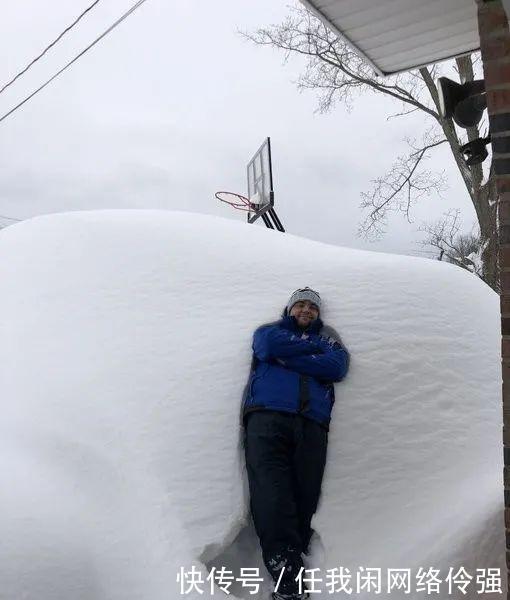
[278,345,349,382]
[253,325,322,362]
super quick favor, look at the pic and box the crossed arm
[253,325,349,382]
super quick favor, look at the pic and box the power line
[0,0,150,125]
[0,0,101,96]
[0,214,22,222]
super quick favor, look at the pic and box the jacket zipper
[298,375,310,413]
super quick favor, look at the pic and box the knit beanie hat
[286,287,321,315]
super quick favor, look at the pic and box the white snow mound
[0,210,504,599]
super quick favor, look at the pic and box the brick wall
[478,0,510,595]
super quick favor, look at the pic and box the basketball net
[215,191,261,213]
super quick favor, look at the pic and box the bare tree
[243,5,498,291]
[419,210,485,280]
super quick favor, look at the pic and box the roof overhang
[299,0,481,76]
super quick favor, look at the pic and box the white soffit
[299,0,480,76]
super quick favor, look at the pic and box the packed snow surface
[0,210,504,599]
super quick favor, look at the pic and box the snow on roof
[0,210,504,599]
[300,0,480,76]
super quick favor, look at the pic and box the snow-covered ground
[0,210,505,599]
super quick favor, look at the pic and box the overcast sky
[0,0,479,257]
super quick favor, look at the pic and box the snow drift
[0,210,504,599]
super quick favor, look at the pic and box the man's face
[289,300,320,329]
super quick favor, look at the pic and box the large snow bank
[0,210,504,599]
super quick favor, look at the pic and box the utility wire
[0,0,101,96]
[0,0,149,125]
[0,214,22,222]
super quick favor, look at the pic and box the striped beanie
[286,287,321,315]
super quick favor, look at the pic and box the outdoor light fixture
[460,135,491,166]
[437,76,490,166]
[437,77,486,128]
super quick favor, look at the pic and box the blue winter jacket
[242,315,349,430]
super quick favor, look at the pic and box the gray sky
[0,0,478,257]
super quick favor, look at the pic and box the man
[242,287,349,600]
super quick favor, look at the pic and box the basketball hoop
[214,137,284,231]
[215,191,260,213]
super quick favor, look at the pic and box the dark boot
[271,591,309,600]
[264,545,304,597]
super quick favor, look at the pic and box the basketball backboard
[247,137,274,224]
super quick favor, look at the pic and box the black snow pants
[244,410,328,596]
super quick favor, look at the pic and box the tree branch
[418,210,483,276]
[240,6,438,118]
[359,137,447,239]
